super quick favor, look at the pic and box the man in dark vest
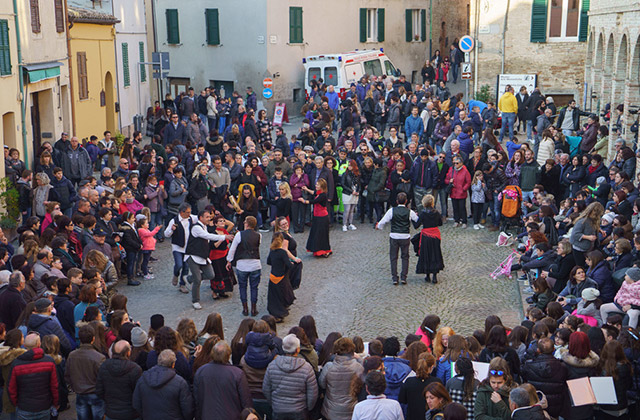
[226,216,262,316]
[375,192,418,285]
[164,203,198,294]
[184,209,233,310]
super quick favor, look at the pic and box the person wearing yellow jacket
[498,86,518,143]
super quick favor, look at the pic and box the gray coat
[569,218,597,252]
[133,365,194,420]
[262,355,318,415]
[61,146,92,180]
[318,354,363,420]
[169,176,189,206]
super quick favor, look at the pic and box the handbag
[397,182,412,194]
[375,189,391,202]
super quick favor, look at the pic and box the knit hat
[601,213,616,225]
[596,176,606,185]
[626,267,640,282]
[131,327,148,347]
[282,334,300,354]
[581,287,600,301]
[135,214,147,222]
[35,298,52,312]
[150,314,164,331]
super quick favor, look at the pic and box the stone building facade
[584,0,640,156]
[470,0,590,105]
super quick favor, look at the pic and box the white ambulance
[302,49,400,100]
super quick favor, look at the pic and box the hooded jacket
[96,356,143,420]
[318,354,364,420]
[7,348,59,412]
[381,356,414,401]
[614,278,640,307]
[133,365,194,420]
[49,175,78,211]
[262,355,318,414]
[0,347,27,413]
[243,331,276,369]
[586,260,615,303]
[560,349,599,419]
[522,353,568,418]
[473,383,511,420]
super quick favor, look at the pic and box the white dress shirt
[226,231,262,272]
[183,220,227,265]
[376,205,418,239]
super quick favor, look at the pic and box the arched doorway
[105,72,115,133]
[585,33,594,111]
[611,35,628,139]
[601,34,615,112]
[592,32,604,111]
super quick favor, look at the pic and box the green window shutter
[139,42,146,82]
[405,9,412,42]
[530,0,548,43]
[377,9,385,42]
[359,8,367,43]
[289,7,303,43]
[420,9,427,41]
[0,20,10,76]
[166,9,180,44]
[578,0,590,42]
[205,9,220,45]
[122,43,130,87]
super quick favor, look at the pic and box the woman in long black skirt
[274,216,303,290]
[303,179,332,257]
[208,215,236,299]
[266,233,299,322]
[414,194,445,283]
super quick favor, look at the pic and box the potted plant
[0,177,20,240]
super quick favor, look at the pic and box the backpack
[500,185,522,219]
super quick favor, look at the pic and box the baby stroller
[499,185,523,234]
[491,251,519,279]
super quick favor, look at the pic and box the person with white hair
[133,349,193,420]
[263,334,318,419]
[509,386,546,420]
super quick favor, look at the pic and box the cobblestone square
[123,219,523,340]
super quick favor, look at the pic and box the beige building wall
[0,5,21,178]
[585,0,640,157]
[265,0,469,111]
[16,0,71,166]
[471,0,587,103]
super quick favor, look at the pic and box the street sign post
[461,63,472,80]
[263,78,273,88]
[459,35,475,53]
[263,88,273,99]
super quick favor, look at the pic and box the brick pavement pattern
[122,220,523,339]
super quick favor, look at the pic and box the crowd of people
[0,36,639,418]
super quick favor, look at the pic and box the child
[143,175,167,240]
[600,267,640,329]
[506,136,522,160]
[574,287,603,326]
[470,170,486,230]
[136,218,162,280]
[553,327,571,359]
[528,277,556,311]
[85,135,106,172]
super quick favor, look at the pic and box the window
[308,67,321,84]
[30,0,41,33]
[289,7,303,44]
[205,9,220,45]
[405,9,426,42]
[54,0,64,33]
[122,43,130,87]
[324,67,338,86]
[0,20,11,76]
[384,60,397,77]
[166,9,180,44]
[531,0,589,42]
[359,9,385,43]
[139,42,146,83]
[77,52,88,100]
[363,59,383,77]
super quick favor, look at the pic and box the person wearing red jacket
[445,156,471,227]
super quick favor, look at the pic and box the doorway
[169,78,191,98]
[31,92,41,154]
[209,80,234,99]
[105,72,116,133]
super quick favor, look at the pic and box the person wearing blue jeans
[227,216,262,316]
[500,112,516,142]
[75,392,105,420]
[164,204,197,294]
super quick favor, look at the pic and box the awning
[23,61,63,83]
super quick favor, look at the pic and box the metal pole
[465,79,469,102]
[473,0,480,98]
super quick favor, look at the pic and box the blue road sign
[263,88,273,99]
[459,35,475,53]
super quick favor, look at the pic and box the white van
[302,49,400,100]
